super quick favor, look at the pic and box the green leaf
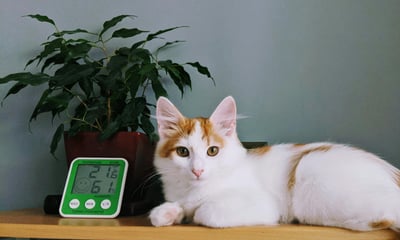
[40,53,66,72]
[129,48,151,64]
[126,65,145,96]
[156,40,185,53]
[140,113,155,136]
[25,56,41,69]
[31,91,73,121]
[115,47,130,56]
[109,82,128,113]
[139,63,161,97]
[51,28,92,38]
[115,97,148,131]
[99,121,120,140]
[26,38,64,69]
[111,28,148,38]
[158,60,185,94]
[0,72,49,85]
[117,100,137,127]
[68,120,85,136]
[146,26,188,41]
[159,61,191,95]
[130,40,146,50]
[100,15,135,37]
[42,38,64,53]
[50,123,64,156]
[51,63,96,87]
[139,104,155,134]
[67,41,92,59]
[24,14,56,27]
[159,60,179,75]
[65,41,92,61]
[151,78,168,99]
[107,55,128,72]
[79,78,93,97]
[30,88,51,121]
[3,82,28,100]
[131,97,146,118]
[174,64,192,93]
[186,62,214,83]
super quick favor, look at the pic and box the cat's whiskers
[128,167,182,198]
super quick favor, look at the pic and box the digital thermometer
[59,157,128,218]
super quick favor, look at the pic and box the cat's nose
[191,169,204,178]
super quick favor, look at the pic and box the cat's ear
[156,97,185,138]
[210,96,237,136]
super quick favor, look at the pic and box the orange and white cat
[149,96,400,231]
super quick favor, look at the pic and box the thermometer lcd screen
[72,164,120,194]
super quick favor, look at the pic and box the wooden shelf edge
[0,209,398,240]
[1,222,398,240]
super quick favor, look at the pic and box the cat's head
[154,96,246,184]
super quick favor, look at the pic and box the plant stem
[98,37,110,63]
[107,94,112,124]
[97,36,112,125]
[141,81,150,97]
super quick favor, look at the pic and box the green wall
[1,0,399,210]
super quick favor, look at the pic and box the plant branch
[63,87,88,109]
[63,87,103,131]
[71,116,102,131]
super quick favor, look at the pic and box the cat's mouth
[190,175,205,182]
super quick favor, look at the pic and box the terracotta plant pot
[63,131,162,215]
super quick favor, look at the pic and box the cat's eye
[176,147,189,157]
[207,146,219,156]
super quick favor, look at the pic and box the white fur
[149,96,400,231]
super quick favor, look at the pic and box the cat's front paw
[149,202,184,227]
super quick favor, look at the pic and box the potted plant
[0,14,214,214]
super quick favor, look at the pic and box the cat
[149,96,400,231]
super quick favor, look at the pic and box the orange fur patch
[293,143,306,147]
[288,145,332,190]
[157,117,224,158]
[157,117,195,158]
[249,145,271,155]
[197,117,224,146]
[369,219,393,229]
